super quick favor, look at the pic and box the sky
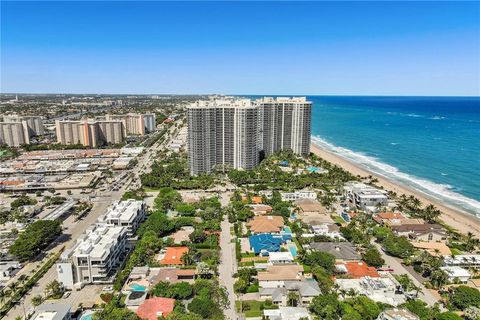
[1,1,479,95]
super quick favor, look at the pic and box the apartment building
[106,113,156,135]
[55,120,126,147]
[0,122,30,146]
[258,97,312,157]
[187,96,312,175]
[57,224,127,289]
[3,115,45,136]
[97,199,147,237]
[187,98,258,175]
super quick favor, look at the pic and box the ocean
[308,96,480,217]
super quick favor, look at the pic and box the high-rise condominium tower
[187,98,258,175]
[55,120,126,147]
[187,97,311,175]
[257,97,312,157]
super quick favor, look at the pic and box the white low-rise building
[336,276,405,306]
[97,199,147,237]
[311,223,344,240]
[343,182,388,212]
[268,252,295,265]
[264,307,311,320]
[31,303,71,320]
[444,255,480,269]
[57,223,128,289]
[281,190,317,201]
[377,308,419,320]
[440,266,471,283]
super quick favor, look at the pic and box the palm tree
[181,251,194,266]
[287,291,299,307]
[465,232,479,252]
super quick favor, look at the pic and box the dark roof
[310,242,361,260]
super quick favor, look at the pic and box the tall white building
[57,224,127,289]
[257,97,312,157]
[187,96,312,175]
[187,98,258,175]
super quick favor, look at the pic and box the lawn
[235,300,278,318]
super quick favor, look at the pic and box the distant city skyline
[1,1,479,96]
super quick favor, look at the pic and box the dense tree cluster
[9,220,62,261]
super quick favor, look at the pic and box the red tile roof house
[335,261,380,279]
[136,297,175,320]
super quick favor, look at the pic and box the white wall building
[281,190,317,201]
[31,303,71,320]
[0,122,29,146]
[440,266,471,283]
[336,276,405,306]
[343,182,388,212]
[377,308,419,320]
[444,255,480,269]
[97,199,147,237]
[57,224,127,289]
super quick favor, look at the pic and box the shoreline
[310,143,480,236]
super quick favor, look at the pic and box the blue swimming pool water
[288,244,298,257]
[130,283,147,292]
[283,226,292,233]
[81,315,93,320]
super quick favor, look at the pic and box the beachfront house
[343,182,388,212]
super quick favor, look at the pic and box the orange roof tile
[337,261,380,279]
[136,297,175,320]
[377,212,406,220]
[160,247,189,265]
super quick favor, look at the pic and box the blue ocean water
[308,96,480,217]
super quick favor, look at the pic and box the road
[372,241,439,306]
[217,190,237,320]
[4,123,179,319]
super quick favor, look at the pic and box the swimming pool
[129,283,147,292]
[283,226,292,233]
[288,243,298,257]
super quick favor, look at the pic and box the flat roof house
[97,199,147,237]
[31,303,71,320]
[263,306,312,320]
[377,308,420,320]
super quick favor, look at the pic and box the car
[62,292,71,299]
[102,286,113,292]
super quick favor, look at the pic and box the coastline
[310,143,480,236]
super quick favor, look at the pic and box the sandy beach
[311,143,480,236]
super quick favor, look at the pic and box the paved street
[4,124,179,319]
[219,214,237,320]
[372,241,439,306]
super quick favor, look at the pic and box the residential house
[268,252,295,265]
[249,234,286,255]
[377,308,420,320]
[158,247,189,266]
[391,224,446,242]
[294,198,325,215]
[247,216,284,234]
[136,297,175,320]
[444,255,480,269]
[281,190,317,201]
[151,268,196,284]
[440,266,471,283]
[258,264,304,288]
[335,261,380,279]
[263,307,312,320]
[343,182,388,212]
[336,275,405,306]
[259,279,321,306]
[249,204,273,215]
[311,223,343,239]
[31,303,71,320]
[309,242,361,262]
